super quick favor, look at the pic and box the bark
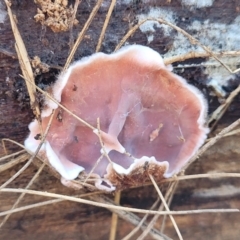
[0,0,240,239]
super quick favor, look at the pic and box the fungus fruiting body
[25,45,208,191]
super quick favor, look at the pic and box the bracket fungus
[25,45,208,191]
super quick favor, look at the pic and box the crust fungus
[25,45,208,191]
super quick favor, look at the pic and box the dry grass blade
[87,195,172,240]
[20,74,96,130]
[96,0,116,52]
[121,199,169,240]
[64,0,103,70]
[0,150,25,162]
[160,182,179,233]
[0,112,54,189]
[164,51,240,65]
[0,188,238,215]
[109,191,121,240]
[96,118,112,163]
[222,128,240,138]
[148,175,183,240]
[0,162,45,229]
[0,153,29,174]
[172,173,240,181]
[182,118,240,172]
[69,0,82,48]
[4,0,41,121]
[83,154,104,184]
[115,18,240,74]
[137,182,178,240]
[208,84,240,131]
[0,192,102,217]
[1,138,26,150]
[131,172,240,190]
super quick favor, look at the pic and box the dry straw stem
[222,128,240,138]
[83,118,113,185]
[170,173,240,181]
[182,117,240,172]
[1,138,26,150]
[0,162,46,229]
[64,0,103,71]
[2,3,240,238]
[83,154,104,184]
[17,61,240,239]
[137,182,179,240]
[4,0,41,121]
[164,51,240,65]
[132,172,240,189]
[96,0,116,52]
[68,0,82,49]
[1,188,238,215]
[208,84,240,131]
[96,118,113,163]
[12,0,106,193]
[121,199,162,240]
[20,74,96,130]
[148,175,183,240]
[109,191,121,240]
[160,182,179,233]
[71,194,173,240]
[115,18,240,75]
[0,112,54,189]
[0,191,103,218]
[0,173,239,237]
[0,150,25,162]
[0,153,29,174]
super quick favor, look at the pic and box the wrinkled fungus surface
[25,45,208,191]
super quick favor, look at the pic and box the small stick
[0,192,103,217]
[182,118,240,172]
[148,175,183,240]
[96,118,113,164]
[0,111,54,189]
[64,0,103,70]
[0,162,46,229]
[109,191,121,240]
[4,0,41,123]
[208,84,240,131]
[0,153,29,174]
[0,188,238,215]
[115,17,240,74]
[20,75,96,131]
[164,51,240,65]
[160,182,179,233]
[68,0,82,49]
[0,150,25,163]
[121,198,161,240]
[96,0,116,52]
[137,182,178,240]
[83,154,104,184]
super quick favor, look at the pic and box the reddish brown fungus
[25,45,208,191]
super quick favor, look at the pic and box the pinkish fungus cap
[25,45,208,191]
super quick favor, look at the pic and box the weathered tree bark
[0,0,240,239]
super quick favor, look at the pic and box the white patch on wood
[137,8,176,44]
[181,0,214,8]
[137,7,240,93]
[193,185,240,198]
[0,2,7,24]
